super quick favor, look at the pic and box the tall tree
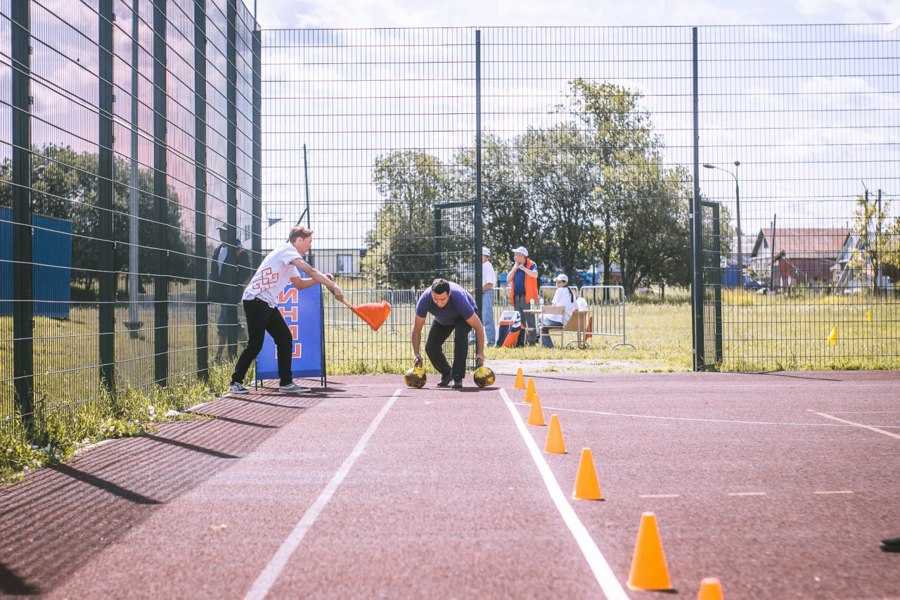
[363,150,455,288]
[612,159,692,294]
[849,191,896,288]
[563,79,660,287]
[453,135,534,269]
[517,123,599,279]
[0,144,193,296]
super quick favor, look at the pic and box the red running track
[0,370,897,599]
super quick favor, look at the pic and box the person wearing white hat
[540,273,577,347]
[481,246,497,345]
[506,246,539,345]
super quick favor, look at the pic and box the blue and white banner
[255,282,325,382]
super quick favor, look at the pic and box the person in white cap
[481,246,497,345]
[545,274,577,321]
[540,273,578,348]
[506,246,539,345]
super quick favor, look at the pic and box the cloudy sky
[248,0,900,253]
[250,0,899,30]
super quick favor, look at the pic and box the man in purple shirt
[411,278,486,389]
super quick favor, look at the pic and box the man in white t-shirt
[481,246,497,345]
[229,225,343,394]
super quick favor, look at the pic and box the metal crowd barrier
[576,285,635,349]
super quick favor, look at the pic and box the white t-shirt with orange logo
[242,242,303,307]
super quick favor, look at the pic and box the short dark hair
[289,225,313,243]
[431,278,450,295]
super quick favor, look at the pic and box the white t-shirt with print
[242,242,303,307]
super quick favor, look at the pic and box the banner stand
[254,282,327,389]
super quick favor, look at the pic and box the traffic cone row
[514,366,724,598]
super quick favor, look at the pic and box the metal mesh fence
[697,24,900,370]
[261,28,479,369]
[265,25,898,372]
[1,0,260,428]
[3,19,900,431]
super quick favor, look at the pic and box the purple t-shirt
[416,282,477,325]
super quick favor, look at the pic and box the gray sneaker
[229,382,249,394]
[279,382,311,394]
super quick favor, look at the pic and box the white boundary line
[244,390,401,600]
[541,405,887,428]
[500,388,629,600]
[810,410,900,440]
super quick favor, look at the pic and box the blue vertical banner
[255,282,326,383]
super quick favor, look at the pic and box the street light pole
[703,161,742,283]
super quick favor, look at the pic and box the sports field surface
[1,369,898,599]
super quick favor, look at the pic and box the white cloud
[792,0,899,22]
[250,0,896,29]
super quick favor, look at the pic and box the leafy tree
[849,191,897,289]
[363,151,456,288]
[453,135,535,269]
[517,123,600,279]
[612,159,692,294]
[563,79,661,288]
[0,144,194,297]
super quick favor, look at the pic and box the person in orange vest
[506,246,539,345]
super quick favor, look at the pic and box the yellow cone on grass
[627,511,672,591]
[544,414,567,454]
[697,577,724,600]
[572,448,603,500]
[527,393,545,426]
[866,309,872,322]
[514,367,526,389]
[524,377,537,403]
[826,326,838,345]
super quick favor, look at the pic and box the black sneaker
[452,379,463,389]
[436,373,453,388]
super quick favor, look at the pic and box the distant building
[261,219,364,277]
[750,228,849,288]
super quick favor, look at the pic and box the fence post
[98,0,116,394]
[689,26,705,371]
[194,0,209,380]
[153,0,169,386]
[474,29,483,322]
[11,0,34,430]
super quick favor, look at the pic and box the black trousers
[513,293,537,345]
[231,298,294,386]
[425,318,472,380]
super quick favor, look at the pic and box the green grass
[0,363,230,483]
[2,286,897,481]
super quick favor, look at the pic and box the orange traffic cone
[572,448,603,500]
[527,394,545,426]
[525,377,536,403]
[514,368,526,389]
[826,326,838,346]
[627,512,672,591]
[544,414,567,454]
[697,577,723,600]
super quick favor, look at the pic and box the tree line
[0,144,196,299]
[363,79,695,296]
